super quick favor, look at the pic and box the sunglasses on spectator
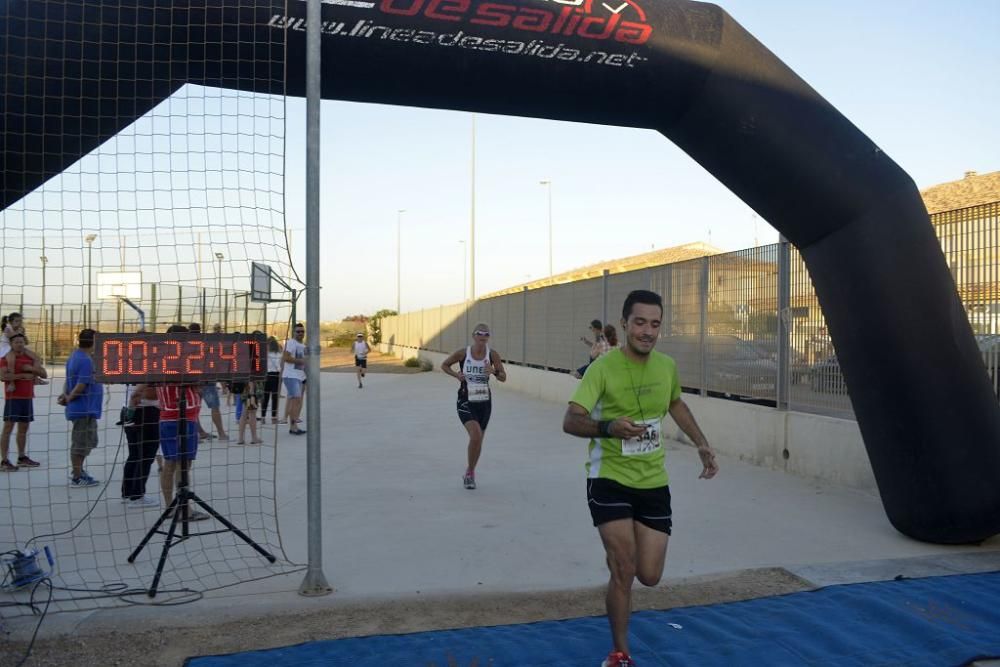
[473,330,491,337]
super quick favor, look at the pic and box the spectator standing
[0,333,47,470]
[259,337,282,425]
[58,328,103,488]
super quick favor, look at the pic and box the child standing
[237,380,262,445]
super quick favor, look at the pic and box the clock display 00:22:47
[100,339,262,376]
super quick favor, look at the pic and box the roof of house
[481,242,725,298]
[921,170,1000,215]
[481,171,998,300]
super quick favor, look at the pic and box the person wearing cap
[352,332,371,389]
[58,328,104,488]
[440,322,507,490]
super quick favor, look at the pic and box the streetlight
[458,240,467,302]
[539,180,553,278]
[40,251,48,360]
[215,252,224,294]
[85,233,97,328]
[396,209,405,313]
[215,252,225,326]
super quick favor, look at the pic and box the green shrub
[403,356,421,368]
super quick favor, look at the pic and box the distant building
[924,171,1000,334]
[920,170,1000,214]
[483,242,724,299]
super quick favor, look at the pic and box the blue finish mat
[187,571,1000,666]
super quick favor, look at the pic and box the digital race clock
[93,333,267,384]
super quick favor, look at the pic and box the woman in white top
[440,322,507,490]
[260,337,283,424]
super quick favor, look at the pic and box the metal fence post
[602,269,609,328]
[777,236,792,410]
[663,264,673,334]
[699,257,709,395]
[522,286,528,365]
[150,284,157,332]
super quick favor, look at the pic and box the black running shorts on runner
[457,399,492,431]
[355,356,367,368]
[587,478,672,535]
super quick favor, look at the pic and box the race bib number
[467,382,490,402]
[621,418,661,457]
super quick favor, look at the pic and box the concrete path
[3,367,999,653]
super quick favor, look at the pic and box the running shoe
[601,651,636,667]
[17,456,40,467]
[126,496,159,508]
[70,473,100,488]
[463,472,476,490]
[0,459,18,472]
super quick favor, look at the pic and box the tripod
[128,387,276,597]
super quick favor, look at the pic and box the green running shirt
[569,347,682,489]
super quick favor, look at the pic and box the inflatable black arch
[3,0,999,544]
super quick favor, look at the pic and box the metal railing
[0,282,294,364]
[386,202,1000,420]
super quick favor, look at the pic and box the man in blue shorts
[156,324,209,521]
[282,323,307,435]
[563,290,719,667]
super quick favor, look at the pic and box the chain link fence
[0,283,294,365]
[387,203,1000,420]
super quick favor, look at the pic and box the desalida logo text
[378,0,653,45]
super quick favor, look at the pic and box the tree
[368,309,397,345]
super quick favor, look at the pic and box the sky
[281,0,999,320]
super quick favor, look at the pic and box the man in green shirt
[563,289,719,667]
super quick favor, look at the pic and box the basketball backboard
[97,271,142,300]
[251,262,273,302]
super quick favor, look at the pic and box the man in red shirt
[1,333,47,471]
[156,324,209,521]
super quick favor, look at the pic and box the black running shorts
[587,478,672,535]
[457,399,492,431]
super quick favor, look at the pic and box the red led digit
[241,340,262,373]
[127,340,148,375]
[162,340,181,375]
[103,341,125,375]
[186,340,205,374]
[218,342,238,371]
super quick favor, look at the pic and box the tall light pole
[85,233,97,328]
[539,180,553,278]
[458,240,467,302]
[470,114,476,301]
[396,209,405,313]
[40,249,48,360]
[215,251,224,295]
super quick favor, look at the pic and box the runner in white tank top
[440,322,507,489]
[353,333,371,389]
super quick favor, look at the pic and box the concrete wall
[380,343,876,493]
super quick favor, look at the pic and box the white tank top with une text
[463,345,492,402]
[353,341,368,359]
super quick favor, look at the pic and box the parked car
[977,335,1000,399]
[808,355,847,394]
[660,334,777,399]
[809,336,999,398]
[749,339,810,383]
